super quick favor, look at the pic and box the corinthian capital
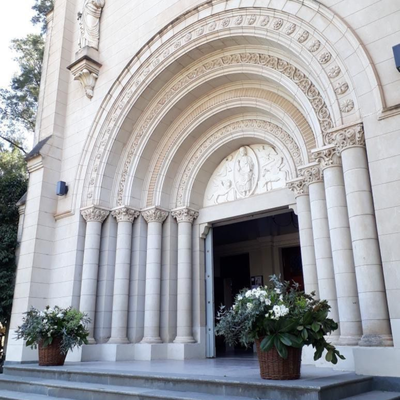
[141,207,168,224]
[81,206,109,223]
[287,178,308,198]
[298,162,323,185]
[324,122,365,152]
[172,207,199,224]
[312,145,341,170]
[111,206,140,223]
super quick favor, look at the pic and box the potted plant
[16,306,90,366]
[215,276,344,380]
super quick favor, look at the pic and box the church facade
[6,0,400,377]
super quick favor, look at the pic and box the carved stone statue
[78,0,105,50]
[235,146,255,197]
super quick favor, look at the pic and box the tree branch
[0,135,27,154]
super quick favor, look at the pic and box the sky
[0,1,41,89]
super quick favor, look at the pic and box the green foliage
[16,306,90,354]
[32,0,54,33]
[215,275,345,365]
[0,150,27,326]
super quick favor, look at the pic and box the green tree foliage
[0,150,27,326]
[32,0,54,33]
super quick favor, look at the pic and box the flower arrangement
[215,276,344,364]
[16,306,90,354]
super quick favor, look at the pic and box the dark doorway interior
[281,246,304,291]
[214,253,251,356]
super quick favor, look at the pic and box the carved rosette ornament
[312,145,341,170]
[111,206,140,223]
[286,178,308,198]
[81,206,109,223]
[141,207,168,224]
[298,163,323,185]
[325,123,365,152]
[171,207,199,224]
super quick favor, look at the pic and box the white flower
[245,290,252,298]
[279,295,283,301]
[280,305,289,316]
[57,313,64,318]
[259,296,265,303]
[237,295,243,300]
[265,299,271,306]
[274,288,281,294]
[247,303,254,310]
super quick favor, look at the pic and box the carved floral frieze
[325,123,365,151]
[298,163,323,185]
[286,178,308,197]
[312,145,341,169]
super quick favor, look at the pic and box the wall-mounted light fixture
[56,181,68,196]
[393,44,400,72]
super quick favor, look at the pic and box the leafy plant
[215,275,345,364]
[15,306,90,354]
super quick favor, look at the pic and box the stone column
[172,207,199,343]
[299,164,340,340]
[327,123,392,346]
[108,206,139,344]
[313,146,362,345]
[80,206,110,343]
[286,179,319,297]
[141,207,168,344]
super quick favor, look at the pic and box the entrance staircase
[0,364,400,400]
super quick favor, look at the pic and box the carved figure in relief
[235,147,255,197]
[78,0,105,50]
[257,146,287,192]
[208,179,235,204]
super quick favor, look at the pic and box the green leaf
[301,328,308,340]
[325,350,333,362]
[286,334,304,348]
[278,333,292,346]
[274,336,288,359]
[302,311,313,326]
[260,335,275,352]
[280,319,300,333]
[311,322,320,332]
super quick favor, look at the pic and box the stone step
[2,364,373,400]
[0,375,258,400]
[342,391,400,400]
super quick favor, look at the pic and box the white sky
[0,1,41,89]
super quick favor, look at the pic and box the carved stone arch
[75,1,382,211]
[168,117,301,209]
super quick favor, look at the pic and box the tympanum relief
[204,145,289,206]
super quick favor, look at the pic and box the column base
[358,334,393,347]
[173,336,196,344]
[140,336,163,344]
[87,337,97,345]
[325,334,340,345]
[107,337,130,345]
[337,335,362,346]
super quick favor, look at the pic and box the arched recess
[75,1,383,212]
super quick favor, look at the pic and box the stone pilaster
[141,207,168,343]
[172,207,199,343]
[80,206,110,343]
[313,146,362,345]
[326,123,392,346]
[298,164,339,341]
[108,207,139,344]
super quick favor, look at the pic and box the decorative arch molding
[135,84,311,209]
[169,117,301,209]
[77,1,381,211]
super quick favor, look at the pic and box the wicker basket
[38,337,67,366]
[255,338,302,380]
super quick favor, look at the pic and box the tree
[0,150,27,327]
[32,0,54,34]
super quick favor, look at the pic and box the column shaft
[296,195,319,297]
[341,146,392,346]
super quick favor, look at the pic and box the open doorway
[211,210,302,357]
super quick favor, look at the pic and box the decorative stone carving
[235,16,244,25]
[285,23,296,35]
[286,178,308,197]
[325,123,365,151]
[319,52,332,64]
[81,206,109,223]
[204,144,289,206]
[273,19,283,30]
[171,207,199,224]
[308,40,321,52]
[328,65,341,78]
[260,16,269,26]
[247,15,257,25]
[297,30,309,43]
[298,163,323,184]
[312,145,341,169]
[142,207,168,224]
[111,206,140,223]
[78,0,105,50]
[334,81,349,95]
[340,99,354,113]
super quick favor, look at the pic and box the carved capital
[172,207,199,224]
[312,145,341,170]
[298,163,323,185]
[324,123,365,151]
[287,178,308,198]
[81,206,109,223]
[111,206,140,223]
[141,207,168,224]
